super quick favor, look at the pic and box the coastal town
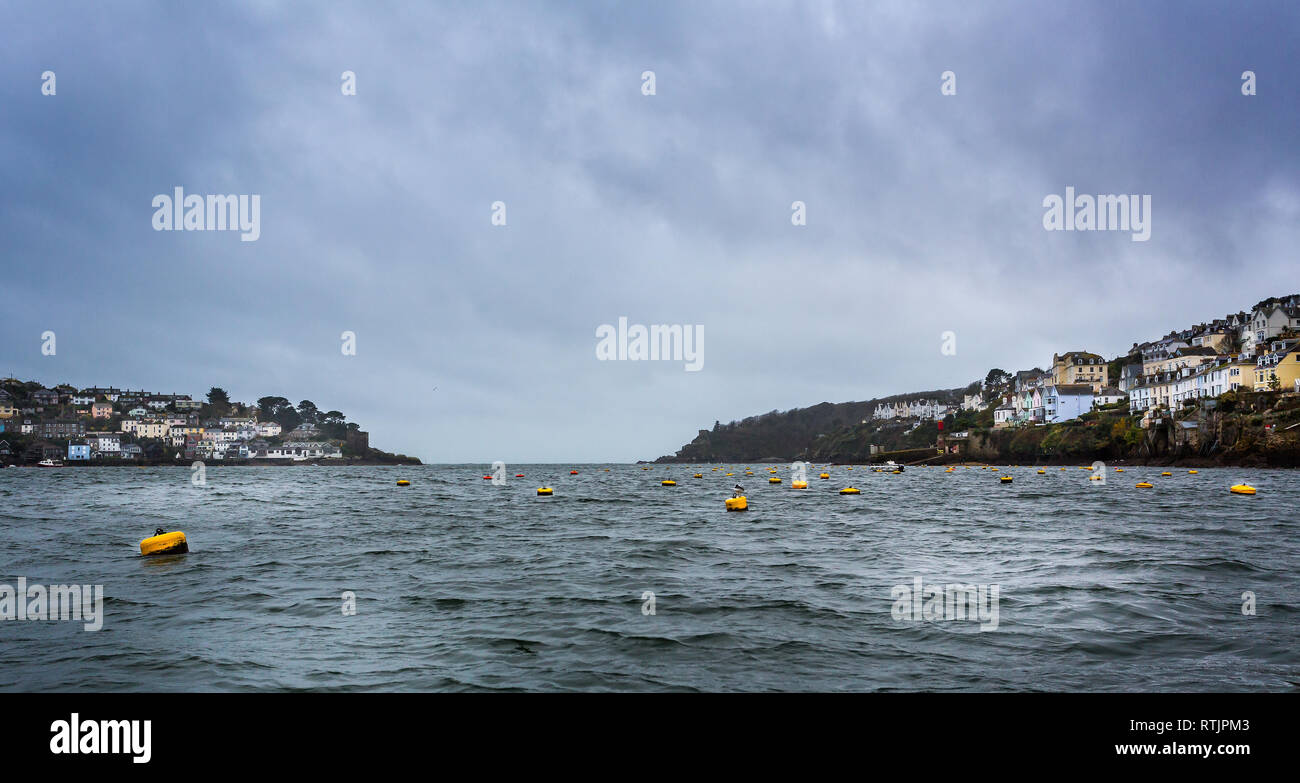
[661,293,1300,466]
[871,293,1300,429]
[0,384,412,466]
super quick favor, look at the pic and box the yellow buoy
[140,530,188,556]
[1160,472,1172,477]
[839,487,861,495]
[1136,482,1153,488]
[791,480,808,489]
[661,480,676,486]
[725,496,748,511]
[891,470,901,474]
[396,479,410,486]
[769,477,781,484]
[819,473,830,479]
[1037,469,1045,474]
[1000,476,1012,483]
[1230,484,1256,495]
[725,472,734,476]
[1116,468,1124,472]
[537,487,553,495]
[694,473,703,478]
[1188,470,1198,474]
[1059,467,1066,471]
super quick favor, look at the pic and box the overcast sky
[3,1,1298,462]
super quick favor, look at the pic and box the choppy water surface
[0,463,1296,691]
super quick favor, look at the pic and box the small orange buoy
[570,470,579,475]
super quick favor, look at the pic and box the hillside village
[0,384,416,465]
[660,293,1300,464]
[867,293,1300,428]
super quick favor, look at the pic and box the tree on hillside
[208,387,230,405]
[297,400,320,425]
[984,369,1012,391]
[257,396,290,419]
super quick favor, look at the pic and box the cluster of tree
[255,395,355,440]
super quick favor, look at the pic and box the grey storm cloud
[2,0,1298,462]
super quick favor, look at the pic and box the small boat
[37,459,64,467]
[878,460,905,472]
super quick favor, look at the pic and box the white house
[1093,387,1126,407]
[254,421,282,437]
[1043,384,1094,423]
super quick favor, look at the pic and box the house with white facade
[1042,384,1094,423]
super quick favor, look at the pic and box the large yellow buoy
[791,480,808,489]
[1230,484,1256,495]
[1037,469,1045,474]
[661,480,676,486]
[140,530,188,556]
[839,487,861,495]
[725,496,748,511]
[1000,476,1012,483]
[537,487,554,496]
[1136,481,1153,488]
[769,477,781,484]
[396,479,410,486]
